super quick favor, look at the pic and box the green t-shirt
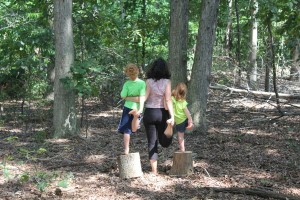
[172,96,188,125]
[121,78,146,110]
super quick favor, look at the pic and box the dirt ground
[1,79,300,200]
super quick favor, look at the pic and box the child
[171,82,193,152]
[117,63,146,155]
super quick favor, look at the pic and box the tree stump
[169,151,194,176]
[117,152,143,179]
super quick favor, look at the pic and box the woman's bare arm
[165,80,174,126]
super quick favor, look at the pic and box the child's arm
[125,96,140,102]
[184,107,193,128]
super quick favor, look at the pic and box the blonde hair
[124,63,139,80]
[172,82,187,101]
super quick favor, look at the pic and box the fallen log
[206,187,300,200]
[210,84,300,100]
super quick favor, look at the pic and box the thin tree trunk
[224,0,233,57]
[248,0,258,89]
[234,0,242,87]
[267,16,282,114]
[290,39,300,81]
[141,0,146,70]
[189,0,220,133]
[53,0,77,137]
[45,56,55,100]
[169,0,189,85]
[263,35,270,92]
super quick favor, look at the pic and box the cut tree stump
[117,152,143,179]
[169,151,194,176]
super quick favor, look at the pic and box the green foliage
[31,171,74,192]
[19,173,30,183]
[0,0,298,102]
[3,167,11,179]
[61,58,123,98]
[57,172,74,188]
[4,136,19,142]
[0,0,53,101]
[17,146,47,160]
[34,131,47,143]
[34,171,52,192]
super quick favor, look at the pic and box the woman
[143,57,174,175]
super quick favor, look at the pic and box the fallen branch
[210,84,300,100]
[47,161,98,170]
[206,187,300,200]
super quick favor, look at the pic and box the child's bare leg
[123,133,130,155]
[131,116,139,132]
[177,132,185,152]
[128,109,139,132]
[150,159,158,175]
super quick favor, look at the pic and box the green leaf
[37,181,48,192]
[3,168,10,179]
[57,180,68,188]
[20,173,30,183]
[36,148,47,154]
[4,136,19,142]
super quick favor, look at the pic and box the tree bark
[234,0,242,87]
[210,83,300,100]
[189,0,220,133]
[267,16,282,114]
[118,152,143,179]
[224,0,233,57]
[141,0,146,70]
[290,39,300,81]
[169,0,189,85]
[53,0,77,137]
[248,0,258,89]
[169,151,194,176]
[264,35,270,92]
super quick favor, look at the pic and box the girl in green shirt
[171,82,193,152]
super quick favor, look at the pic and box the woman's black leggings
[143,108,173,160]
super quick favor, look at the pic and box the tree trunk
[290,39,300,81]
[267,16,282,114]
[189,0,220,133]
[45,56,55,100]
[53,0,77,137]
[169,0,189,85]
[141,0,146,70]
[224,0,233,57]
[263,35,270,92]
[248,0,258,89]
[234,0,242,87]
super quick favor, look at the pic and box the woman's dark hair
[146,58,171,80]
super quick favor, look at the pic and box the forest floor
[1,77,300,200]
